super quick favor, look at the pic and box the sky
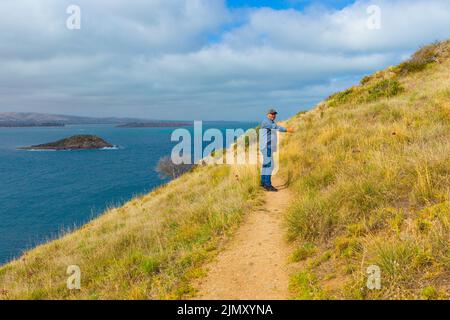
[0,0,449,121]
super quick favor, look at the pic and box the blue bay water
[0,122,257,265]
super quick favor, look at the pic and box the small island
[19,135,115,150]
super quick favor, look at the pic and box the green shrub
[289,271,326,300]
[140,256,162,275]
[286,194,338,242]
[290,243,316,262]
[421,285,438,300]
[396,42,440,75]
[310,250,332,268]
[375,241,420,282]
[327,78,404,107]
[346,223,367,236]
[335,236,363,258]
[367,79,404,102]
[327,88,356,107]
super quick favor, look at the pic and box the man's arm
[274,124,295,133]
[261,119,287,132]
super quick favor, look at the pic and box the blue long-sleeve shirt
[259,118,287,151]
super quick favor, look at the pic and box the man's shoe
[262,185,278,192]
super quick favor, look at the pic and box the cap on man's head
[267,108,278,115]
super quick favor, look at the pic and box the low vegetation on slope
[281,40,450,299]
[0,165,260,299]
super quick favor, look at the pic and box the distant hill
[117,121,192,128]
[0,112,150,127]
[0,113,253,127]
[0,121,65,127]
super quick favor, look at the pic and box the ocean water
[0,122,257,265]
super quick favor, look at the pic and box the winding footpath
[193,177,293,300]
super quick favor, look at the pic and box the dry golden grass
[282,39,449,300]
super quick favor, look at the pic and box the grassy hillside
[281,40,449,299]
[0,40,448,300]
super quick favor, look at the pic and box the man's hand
[287,127,295,133]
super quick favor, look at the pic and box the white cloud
[0,0,449,120]
[222,0,450,53]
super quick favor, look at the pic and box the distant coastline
[0,122,65,128]
[0,112,255,128]
[116,121,192,128]
[0,112,151,127]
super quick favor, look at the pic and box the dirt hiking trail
[193,176,293,300]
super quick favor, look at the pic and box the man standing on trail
[260,108,294,192]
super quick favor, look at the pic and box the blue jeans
[261,147,273,186]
